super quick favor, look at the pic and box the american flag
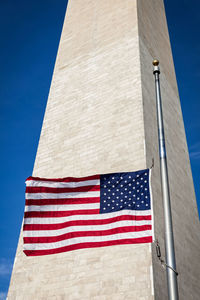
[23,169,153,256]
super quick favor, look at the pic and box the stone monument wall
[8,1,200,299]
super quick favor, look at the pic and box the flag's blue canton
[100,169,150,213]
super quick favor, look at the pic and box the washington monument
[8,0,200,299]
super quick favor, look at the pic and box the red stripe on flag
[24,209,100,218]
[26,185,100,194]
[23,215,152,231]
[25,197,100,206]
[23,237,153,256]
[24,225,152,244]
[26,175,100,183]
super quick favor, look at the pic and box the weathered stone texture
[8,0,200,299]
[8,1,153,299]
[137,1,200,299]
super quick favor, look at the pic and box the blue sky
[0,0,199,298]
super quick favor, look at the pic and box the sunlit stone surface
[8,1,200,299]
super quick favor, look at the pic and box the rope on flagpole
[154,239,178,276]
[150,158,154,169]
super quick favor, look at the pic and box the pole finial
[153,59,159,66]
[153,60,160,74]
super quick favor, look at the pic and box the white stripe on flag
[26,191,100,199]
[23,220,152,237]
[24,230,152,250]
[25,203,99,212]
[26,179,100,188]
[24,209,152,224]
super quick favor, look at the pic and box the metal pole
[152,60,179,300]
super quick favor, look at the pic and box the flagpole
[152,60,179,300]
